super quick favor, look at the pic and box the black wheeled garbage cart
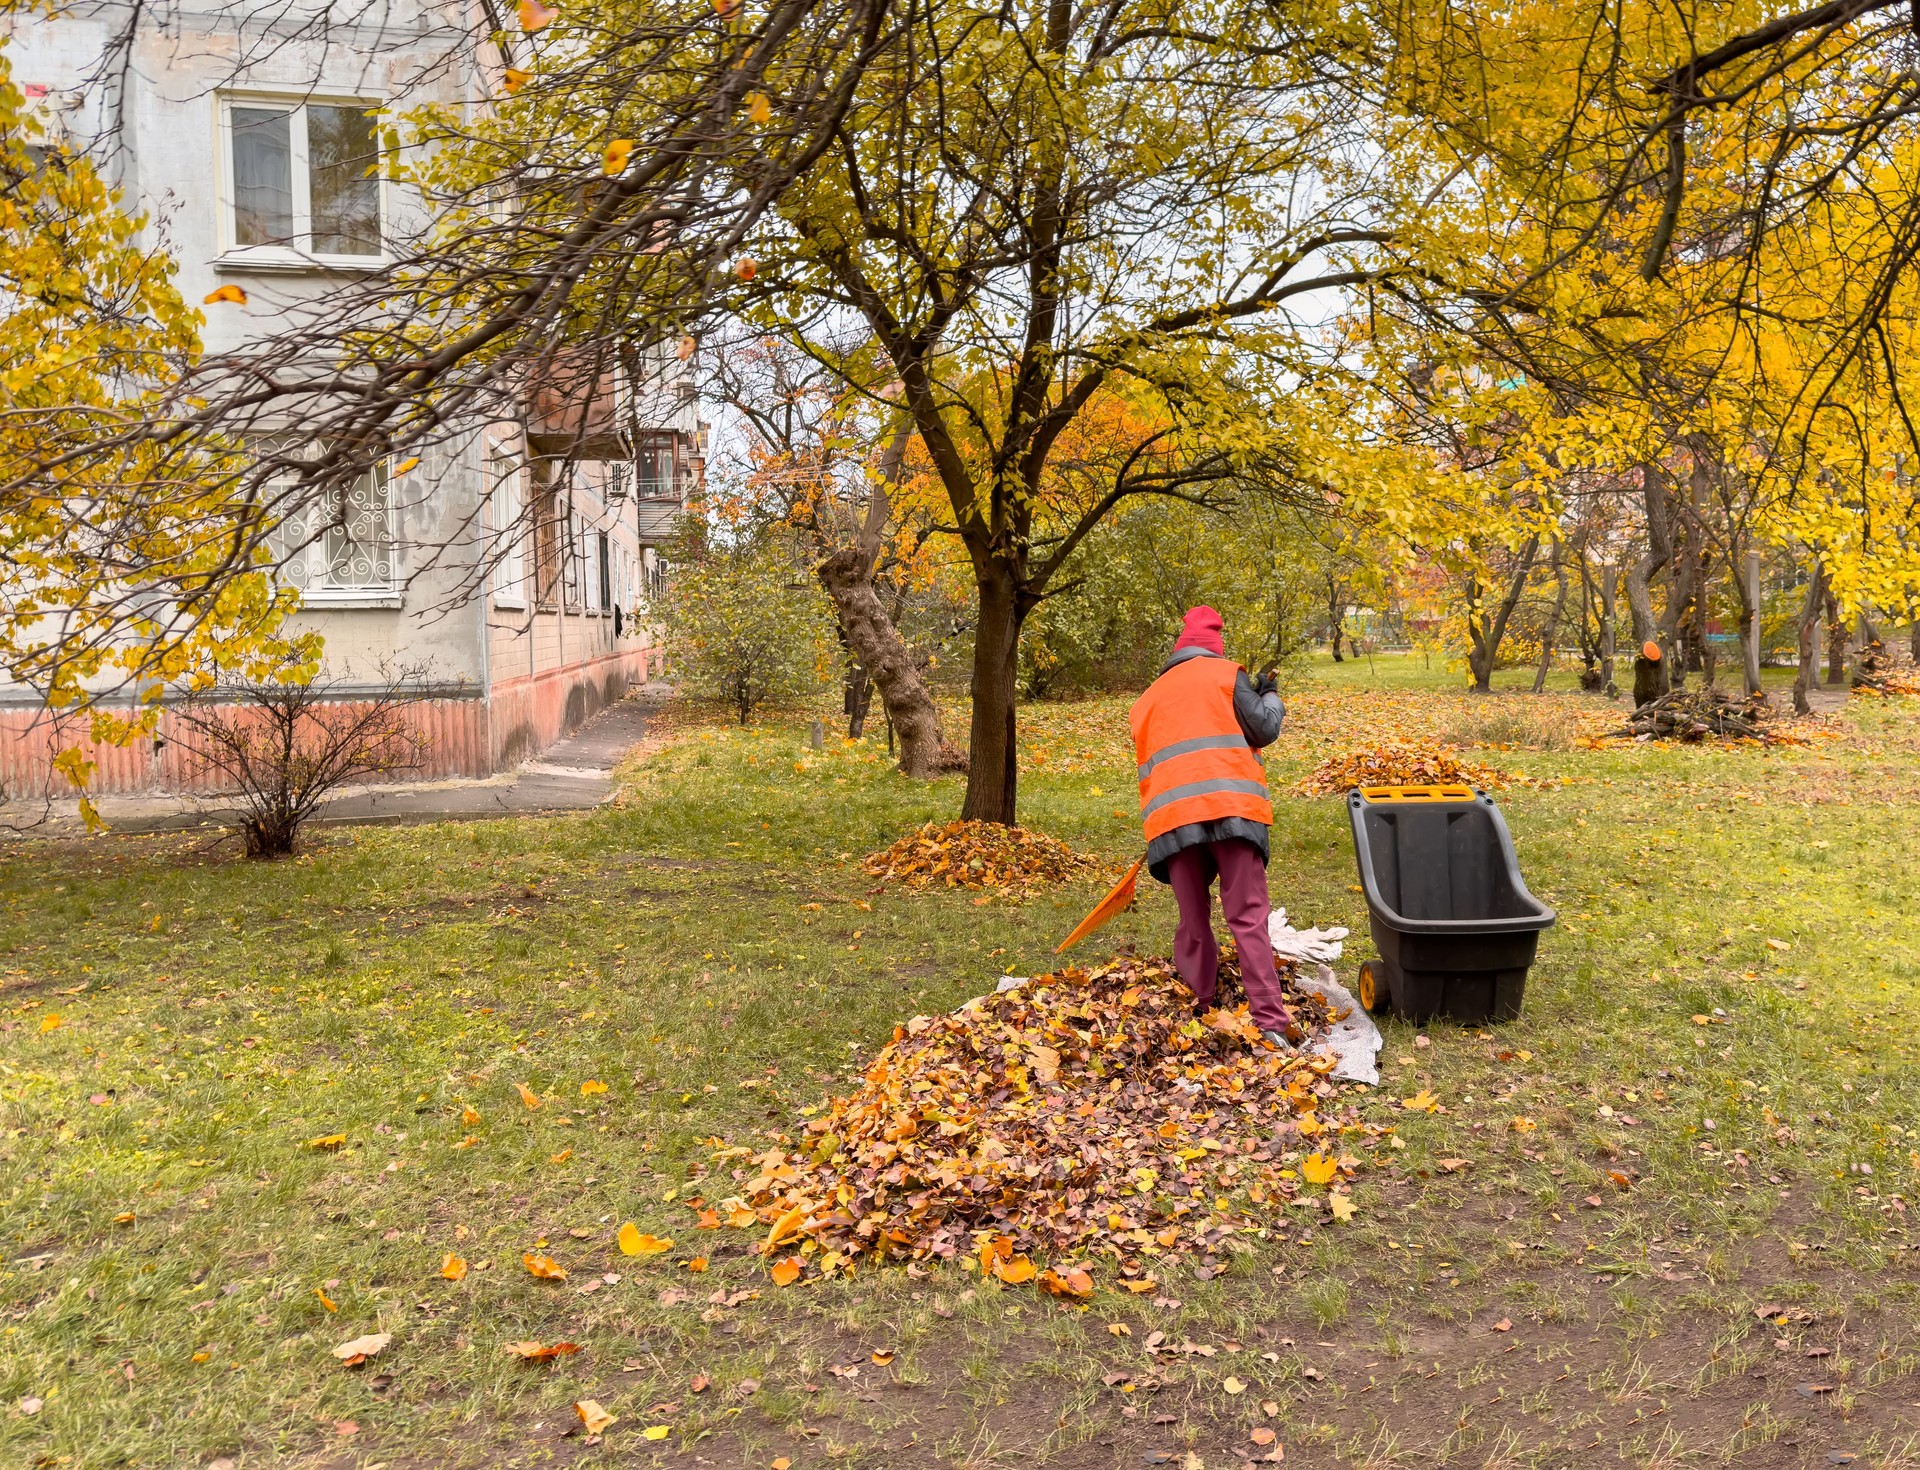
[1346,785,1555,1024]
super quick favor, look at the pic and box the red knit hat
[1173,605,1225,657]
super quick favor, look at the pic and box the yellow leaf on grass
[460,1105,481,1126]
[604,139,633,176]
[764,1204,807,1253]
[1401,1089,1440,1113]
[305,1133,347,1150]
[440,1253,468,1281]
[505,1340,580,1361]
[330,1332,390,1364]
[773,1459,792,1470]
[617,1221,672,1256]
[769,1255,802,1286]
[514,1082,542,1109]
[548,1148,572,1164]
[1299,1153,1338,1186]
[314,1287,338,1312]
[1328,1192,1357,1222]
[203,284,247,305]
[580,1079,607,1096]
[687,1256,709,1272]
[1224,1375,1247,1394]
[642,1424,669,1441]
[992,1255,1038,1285]
[522,1253,567,1280]
[575,1399,617,1434]
[39,1013,62,1033]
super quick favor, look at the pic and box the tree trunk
[1737,548,1764,699]
[1326,577,1345,661]
[1598,561,1618,695]
[1794,562,1827,715]
[816,547,950,778]
[1825,589,1845,685]
[1911,609,1919,664]
[1625,465,1673,704]
[962,574,1022,823]
[1466,536,1540,693]
[1532,544,1568,694]
[845,662,873,738]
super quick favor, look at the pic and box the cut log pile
[707,951,1380,1290]
[1613,687,1773,741]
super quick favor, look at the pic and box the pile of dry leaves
[860,819,1104,896]
[710,953,1388,1293]
[1296,741,1518,796]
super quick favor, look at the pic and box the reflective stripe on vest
[1128,655,1273,844]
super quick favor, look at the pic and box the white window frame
[259,439,401,608]
[214,91,388,271]
[489,450,527,611]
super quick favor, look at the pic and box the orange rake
[1055,858,1143,954]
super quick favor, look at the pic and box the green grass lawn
[4,667,1919,1469]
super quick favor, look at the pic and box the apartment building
[0,3,701,795]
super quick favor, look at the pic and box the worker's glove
[1252,670,1279,698]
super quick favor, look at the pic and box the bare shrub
[173,664,430,857]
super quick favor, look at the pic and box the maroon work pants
[1166,839,1291,1033]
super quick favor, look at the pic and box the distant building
[0,3,700,796]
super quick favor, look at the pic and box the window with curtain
[224,97,382,261]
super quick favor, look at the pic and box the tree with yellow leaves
[0,42,304,813]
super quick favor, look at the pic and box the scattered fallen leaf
[514,1083,542,1110]
[1401,1089,1440,1113]
[992,1254,1038,1285]
[504,1340,581,1362]
[686,1256,709,1272]
[522,1253,567,1281]
[1223,1375,1247,1394]
[769,1256,803,1286]
[439,1254,468,1282]
[306,1133,347,1151]
[1492,1318,1512,1333]
[575,1399,617,1434]
[1300,1153,1337,1186]
[460,1105,481,1126]
[314,1287,338,1312]
[581,1079,608,1096]
[331,1332,390,1365]
[618,1224,672,1256]
[1328,1192,1357,1222]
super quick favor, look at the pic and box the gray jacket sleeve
[1234,670,1285,749]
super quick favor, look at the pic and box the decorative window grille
[263,444,397,603]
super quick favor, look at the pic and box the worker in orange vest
[1130,606,1297,1044]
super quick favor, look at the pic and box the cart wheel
[1356,960,1392,1016]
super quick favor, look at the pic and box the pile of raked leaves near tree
[707,950,1398,1295]
[860,818,1105,898]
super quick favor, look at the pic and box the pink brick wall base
[0,646,654,800]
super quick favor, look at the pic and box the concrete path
[1,692,665,838]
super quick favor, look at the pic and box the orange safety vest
[1129,655,1272,843]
